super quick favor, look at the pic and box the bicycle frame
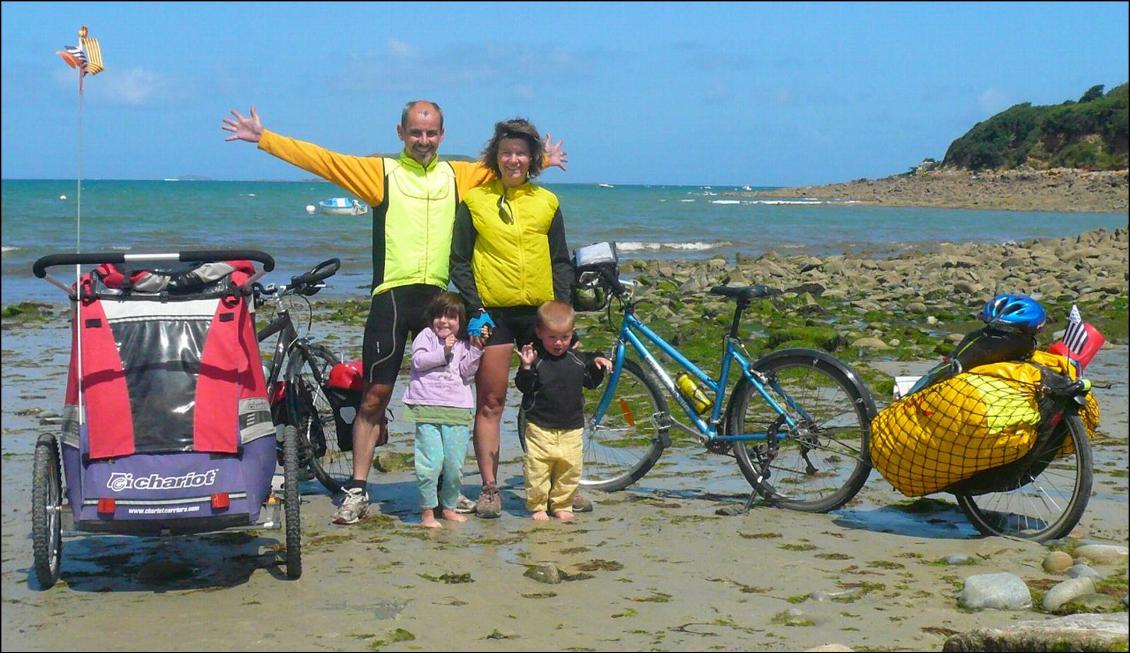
[599,304,797,444]
[256,305,302,392]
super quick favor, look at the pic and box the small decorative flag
[56,26,104,94]
[57,45,87,69]
[1062,304,1087,356]
[80,26,104,76]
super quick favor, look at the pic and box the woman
[449,118,574,519]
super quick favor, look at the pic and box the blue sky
[2,2,1127,186]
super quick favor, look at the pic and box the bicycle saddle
[709,284,777,302]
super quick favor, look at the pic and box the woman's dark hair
[480,118,544,179]
[425,292,469,340]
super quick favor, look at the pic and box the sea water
[2,179,1124,305]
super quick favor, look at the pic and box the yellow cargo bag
[870,351,1099,497]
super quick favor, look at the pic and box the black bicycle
[254,258,356,494]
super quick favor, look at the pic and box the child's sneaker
[332,487,369,525]
[474,484,502,519]
[454,494,477,514]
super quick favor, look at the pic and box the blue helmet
[978,293,1047,334]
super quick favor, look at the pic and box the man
[223,101,567,524]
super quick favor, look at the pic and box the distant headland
[751,83,1129,213]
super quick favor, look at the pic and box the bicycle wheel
[955,415,1092,542]
[286,343,351,494]
[728,349,876,512]
[518,357,669,491]
[282,425,302,579]
[32,433,63,589]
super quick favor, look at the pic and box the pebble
[1042,550,1074,573]
[1065,564,1103,579]
[1073,544,1129,565]
[1042,577,1096,613]
[959,573,1032,610]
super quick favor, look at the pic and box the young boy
[515,301,612,521]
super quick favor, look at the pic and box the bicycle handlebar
[33,249,275,278]
[289,258,340,294]
[253,258,341,303]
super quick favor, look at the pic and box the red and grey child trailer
[31,249,302,587]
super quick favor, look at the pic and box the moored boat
[317,197,368,216]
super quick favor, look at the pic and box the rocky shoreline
[603,227,1128,396]
[745,168,1129,213]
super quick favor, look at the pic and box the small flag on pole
[80,26,104,75]
[57,45,87,69]
[1062,304,1087,356]
[56,25,105,94]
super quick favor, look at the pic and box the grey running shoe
[475,484,502,519]
[454,494,477,514]
[572,492,594,513]
[332,487,369,525]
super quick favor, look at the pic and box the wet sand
[1,318,1126,651]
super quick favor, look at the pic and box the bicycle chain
[754,415,785,481]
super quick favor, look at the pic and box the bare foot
[555,510,575,522]
[531,510,550,521]
[441,508,467,523]
[421,511,442,528]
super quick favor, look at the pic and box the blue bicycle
[520,243,878,513]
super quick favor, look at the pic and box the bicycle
[253,257,357,495]
[518,243,878,513]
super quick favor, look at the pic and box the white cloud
[977,87,1012,117]
[334,39,607,93]
[98,68,169,106]
[510,84,536,100]
[54,66,179,106]
[386,39,420,59]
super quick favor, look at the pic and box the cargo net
[870,357,1099,497]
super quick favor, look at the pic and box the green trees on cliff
[943,83,1128,171]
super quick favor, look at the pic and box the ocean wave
[709,200,741,205]
[2,246,18,253]
[746,199,861,205]
[616,241,731,252]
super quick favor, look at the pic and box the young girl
[402,293,484,528]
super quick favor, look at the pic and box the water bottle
[676,373,713,414]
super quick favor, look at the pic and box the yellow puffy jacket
[449,180,573,310]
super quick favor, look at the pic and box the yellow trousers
[523,422,583,513]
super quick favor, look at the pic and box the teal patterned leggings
[414,422,471,509]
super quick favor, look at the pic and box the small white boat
[597,183,615,189]
[317,197,368,216]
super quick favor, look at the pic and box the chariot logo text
[106,469,218,492]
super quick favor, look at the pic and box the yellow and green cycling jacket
[259,130,494,295]
[449,180,573,310]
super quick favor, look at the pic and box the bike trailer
[61,257,278,531]
[31,250,302,586]
[870,350,1100,497]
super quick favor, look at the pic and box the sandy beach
[2,281,1127,651]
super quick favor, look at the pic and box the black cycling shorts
[362,284,442,385]
[483,305,539,348]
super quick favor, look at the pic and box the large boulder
[942,613,1128,652]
